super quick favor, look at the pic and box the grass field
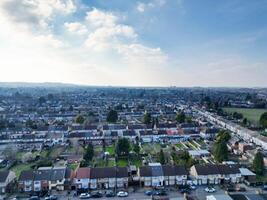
[223,107,267,125]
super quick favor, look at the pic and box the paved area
[5,185,267,200]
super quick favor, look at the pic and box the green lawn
[175,143,184,149]
[223,107,267,126]
[68,163,79,171]
[117,159,128,167]
[107,159,116,167]
[106,145,115,155]
[11,163,33,177]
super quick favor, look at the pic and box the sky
[0,0,267,87]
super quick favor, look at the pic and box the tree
[116,138,130,156]
[242,118,248,126]
[233,112,243,120]
[213,141,228,162]
[84,143,94,163]
[172,151,197,168]
[133,143,140,154]
[107,109,118,123]
[252,151,264,176]
[75,115,85,124]
[159,149,165,164]
[21,152,35,163]
[176,111,186,123]
[143,112,151,124]
[216,130,231,143]
[3,146,17,161]
[260,112,267,129]
[38,96,46,104]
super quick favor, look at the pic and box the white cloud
[64,22,88,35]
[81,8,137,52]
[0,0,76,30]
[136,0,166,12]
[85,8,118,27]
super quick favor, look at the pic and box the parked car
[45,195,57,200]
[29,196,40,200]
[236,186,246,192]
[79,193,91,199]
[263,185,267,190]
[105,191,115,197]
[117,191,128,197]
[91,192,103,198]
[205,187,216,193]
[180,188,191,194]
[145,190,153,196]
[189,185,196,190]
[155,190,167,196]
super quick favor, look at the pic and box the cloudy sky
[0,0,267,87]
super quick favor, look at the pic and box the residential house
[139,163,187,187]
[18,170,35,192]
[190,164,241,185]
[90,167,128,189]
[0,170,16,193]
[74,168,90,190]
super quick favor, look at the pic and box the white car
[205,187,216,193]
[79,193,91,199]
[117,191,128,197]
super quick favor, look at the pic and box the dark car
[29,196,40,200]
[105,191,115,197]
[180,188,191,194]
[91,191,103,198]
[155,190,167,196]
[145,190,154,196]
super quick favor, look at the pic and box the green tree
[213,141,228,162]
[172,151,197,168]
[84,143,94,162]
[242,118,248,126]
[116,138,130,156]
[75,115,85,124]
[133,143,140,154]
[176,111,186,123]
[252,151,264,176]
[216,130,231,143]
[107,109,118,123]
[143,112,152,124]
[159,149,165,164]
[260,112,267,129]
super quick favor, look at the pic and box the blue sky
[0,0,266,87]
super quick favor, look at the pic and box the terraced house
[73,167,128,190]
[190,164,242,185]
[18,167,71,192]
[139,163,188,187]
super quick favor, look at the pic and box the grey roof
[35,169,51,181]
[194,164,240,175]
[140,165,187,177]
[0,171,9,182]
[151,166,164,177]
[90,167,128,179]
[162,165,188,176]
[50,168,66,181]
[19,170,35,181]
